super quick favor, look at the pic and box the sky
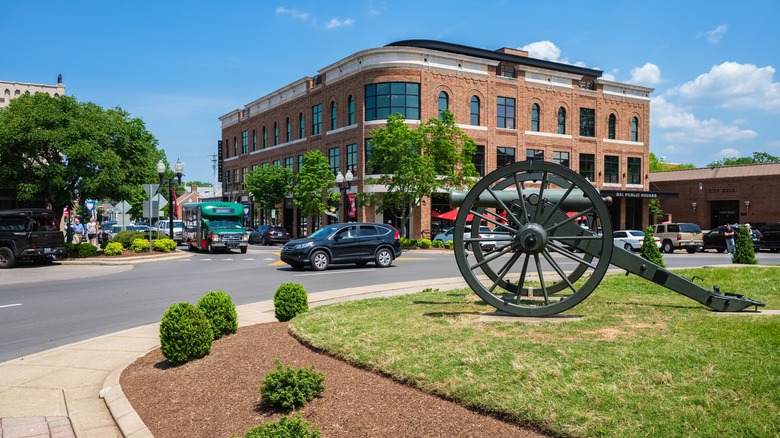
[3,1,780,184]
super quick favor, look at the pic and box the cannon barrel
[450,189,611,211]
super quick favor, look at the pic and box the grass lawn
[291,266,780,437]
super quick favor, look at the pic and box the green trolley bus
[182,202,249,254]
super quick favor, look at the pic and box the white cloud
[629,63,661,85]
[275,7,310,21]
[651,96,757,144]
[671,62,780,111]
[702,24,728,44]
[520,41,562,62]
[325,17,355,29]
[716,148,741,158]
[601,72,617,81]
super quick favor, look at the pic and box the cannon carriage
[449,160,764,317]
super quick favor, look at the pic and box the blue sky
[3,1,779,184]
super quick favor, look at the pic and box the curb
[58,251,194,265]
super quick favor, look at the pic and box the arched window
[608,114,617,140]
[630,117,639,142]
[331,101,337,130]
[348,95,355,125]
[299,113,305,139]
[252,129,256,151]
[531,103,540,132]
[557,107,566,134]
[286,118,291,142]
[262,127,267,148]
[274,122,279,145]
[470,96,480,126]
[438,91,449,120]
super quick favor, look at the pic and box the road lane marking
[295,269,377,277]
[0,304,22,309]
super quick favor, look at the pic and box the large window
[274,123,279,145]
[285,156,293,169]
[297,154,304,172]
[531,103,540,132]
[364,139,379,174]
[579,153,595,181]
[631,117,639,142]
[470,96,480,126]
[299,113,305,139]
[580,108,595,137]
[331,102,337,130]
[312,104,322,135]
[263,127,267,148]
[346,144,357,172]
[348,95,355,125]
[557,107,566,134]
[438,91,448,120]
[233,136,237,156]
[473,145,485,177]
[604,155,619,184]
[627,157,641,184]
[526,148,544,161]
[497,97,516,129]
[553,151,570,168]
[286,118,291,142]
[365,82,420,121]
[608,114,616,140]
[328,147,340,175]
[252,129,256,151]
[241,131,248,154]
[497,147,516,167]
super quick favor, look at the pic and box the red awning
[437,208,473,222]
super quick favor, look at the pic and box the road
[1,245,778,362]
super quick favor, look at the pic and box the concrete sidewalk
[0,277,468,438]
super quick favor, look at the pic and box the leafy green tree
[362,112,477,237]
[649,152,695,171]
[0,93,162,217]
[640,226,665,268]
[732,226,757,265]
[707,151,780,167]
[293,150,338,231]
[244,164,294,225]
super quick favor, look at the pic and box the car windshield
[679,224,701,233]
[628,231,644,237]
[208,220,243,229]
[309,225,341,239]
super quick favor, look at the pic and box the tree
[0,93,162,218]
[293,150,337,231]
[732,226,757,265]
[362,112,477,237]
[707,151,780,168]
[244,164,294,224]
[640,226,665,268]
[649,152,695,171]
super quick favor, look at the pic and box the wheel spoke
[488,250,524,293]
[542,248,578,294]
[533,253,550,305]
[512,253,531,303]
[532,171,550,223]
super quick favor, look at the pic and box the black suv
[0,209,66,268]
[702,224,762,253]
[759,223,780,252]
[280,223,402,271]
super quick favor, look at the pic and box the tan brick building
[219,40,654,238]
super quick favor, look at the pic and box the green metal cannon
[449,160,764,317]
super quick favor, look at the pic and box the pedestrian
[87,217,98,246]
[724,223,735,254]
[72,217,86,244]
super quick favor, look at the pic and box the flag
[171,186,179,219]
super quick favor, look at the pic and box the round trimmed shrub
[274,283,309,322]
[417,238,432,249]
[159,302,213,365]
[77,243,97,258]
[103,241,124,256]
[431,239,444,248]
[259,359,325,410]
[444,240,454,250]
[197,290,238,339]
[130,238,150,253]
[113,230,144,249]
[241,413,320,438]
[153,238,177,252]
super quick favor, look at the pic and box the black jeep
[0,209,66,268]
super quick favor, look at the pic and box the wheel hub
[517,223,547,254]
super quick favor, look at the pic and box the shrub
[732,226,757,264]
[431,239,444,248]
[417,238,432,249]
[240,413,320,438]
[130,238,150,253]
[197,290,238,339]
[444,240,454,250]
[159,302,213,365]
[153,238,177,252]
[400,237,415,249]
[273,283,309,322]
[113,230,145,249]
[76,243,97,258]
[639,226,665,268]
[259,359,325,410]
[103,241,124,256]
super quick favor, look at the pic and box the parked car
[613,230,661,252]
[153,220,185,244]
[107,224,137,241]
[760,223,780,252]
[280,223,402,271]
[249,225,291,245]
[433,225,496,251]
[651,222,703,253]
[701,224,762,253]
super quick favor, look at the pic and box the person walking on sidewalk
[724,223,736,254]
[87,217,99,246]
[72,217,86,244]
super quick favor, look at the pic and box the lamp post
[335,169,353,223]
[157,159,184,239]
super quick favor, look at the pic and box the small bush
[431,239,444,248]
[733,226,757,264]
[103,241,124,256]
[240,413,320,438]
[130,238,150,253]
[259,359,325,410]
[113,230,145,249]
[400,237,415,249]
[444,240,454,250]
[417,238,432,249]
[197,290,238,339]
[159,302,213,365]
[77,243,97,258]
[640,226,665,268]
[153,238,177,252]
[274,283,309,322]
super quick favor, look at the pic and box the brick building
[219,40,654,238]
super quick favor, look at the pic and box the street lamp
[335,169,353,223]
[157,159,184,239]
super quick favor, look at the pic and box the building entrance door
[709,200,739,228]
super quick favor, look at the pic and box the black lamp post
[335,169,353,223]
[157,159,184,239]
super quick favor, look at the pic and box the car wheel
[375,248,393,268]
[208,243,215,254]
[686,248,697,254]
[465,242,474,251]
[624,243,633,251]
[662,241,674,253]
[0,247,16,269]
[240,246,248,254]
[309,250,329,271]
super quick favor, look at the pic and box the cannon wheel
[453,160,614,317]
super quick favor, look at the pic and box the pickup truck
[0,208,66,268]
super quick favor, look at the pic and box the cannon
[449,160,765,317]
